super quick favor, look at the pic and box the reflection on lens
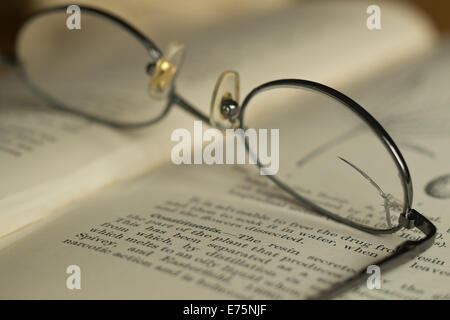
[242,85,405,230]
[16,9,167,125]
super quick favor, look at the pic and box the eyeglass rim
[23,5,163,60]
[238,79,413,234]
[13,4,177,128]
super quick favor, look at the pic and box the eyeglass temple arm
[171,92,210,124]
[311,209,437,299]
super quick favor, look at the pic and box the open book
[1,1,449,299]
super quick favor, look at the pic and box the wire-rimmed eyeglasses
[9,5,437,299]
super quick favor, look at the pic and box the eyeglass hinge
[399,209,419,229]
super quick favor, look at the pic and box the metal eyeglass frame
[7,5,437,299]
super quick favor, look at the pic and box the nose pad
[210,70,241,129]
[148,41,185,100]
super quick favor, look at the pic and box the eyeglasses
[12,5,436,299]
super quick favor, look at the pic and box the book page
[1,39,449,299]
[0,0,436,237]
